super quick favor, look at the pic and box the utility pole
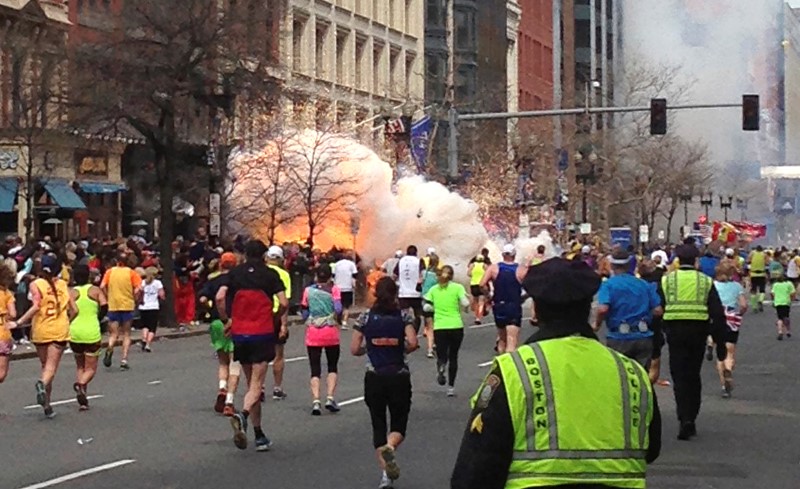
[446,0,458,178]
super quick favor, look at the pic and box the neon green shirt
[772,281,795,306]
[268,264,291,313]
[424,282,466,330]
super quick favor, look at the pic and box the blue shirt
[597,273,661,340]
[493,262,522,305]
[698,255,719,278]
[714,280,744,309]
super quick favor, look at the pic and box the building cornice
[507,0,521,41]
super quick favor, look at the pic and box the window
[455,65,476,102]
[425,53,445,102]
[373,43,384,93]
[315,23,329,80]
[405,0,413,32]
[455,9,476,50]
[389,0,396,27]
[292,19,304,73]
[389,47,400,93]
[426,0,442,27]
[405,54,415,97]
[336,30,349,85]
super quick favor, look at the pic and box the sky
[791,0,800,7]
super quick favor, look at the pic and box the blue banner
[609,227,632,249]
[411,115,432,173]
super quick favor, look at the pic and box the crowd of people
[1,227,795,489]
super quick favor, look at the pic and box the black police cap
[522,258,601,305]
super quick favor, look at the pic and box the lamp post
[679,190,692,226]
[719,195,733,222]
[700,191,713,221]
[575,149,598,225]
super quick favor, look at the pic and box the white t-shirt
[141,279,163,311]
[788,257,799,279]
[333,259,358,292]
[397,256,422,298]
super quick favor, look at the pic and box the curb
[9,317,307,362]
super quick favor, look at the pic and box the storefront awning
[0,178,18,213]
[43,180,86,210]
[78,181,127,194]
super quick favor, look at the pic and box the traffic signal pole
[447,102,745,177]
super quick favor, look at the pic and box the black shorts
[398,298,422,315]
[70,341,102,355]
[776,305,791,320]
[470,285,483,298]
[493,303,522,328]
[751,276,767,293]
[341,291,354,309]
[140,310,159,332]
[724,330,740,344]
[274,317,289,346]
[233,339,276,365]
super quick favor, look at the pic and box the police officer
[661,244,727,441]
[451,258,661,489]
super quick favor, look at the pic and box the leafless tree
[71,0,283,325]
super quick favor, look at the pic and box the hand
[223,320,232,338]
[279,325,288,340]
[5,320,16,330]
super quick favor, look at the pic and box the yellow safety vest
[749,251,766,277]
[661,269,711,321]
[485,337,652,489]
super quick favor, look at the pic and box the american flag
[725,307,742,332]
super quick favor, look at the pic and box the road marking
[269,356,307,366]
[147,380,162,385]
[338,396,365,407]
[24,395,104,410]
[18,459,136,489]
[478,360,494,368]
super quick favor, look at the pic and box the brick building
[518,0,554,112]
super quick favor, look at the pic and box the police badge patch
[475,374,501,409]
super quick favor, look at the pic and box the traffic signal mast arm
[456,102,744,122]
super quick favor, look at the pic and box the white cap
[427,247,436,255]
[581,245,591,254]
[267,245,284,259]
[502,244,516,255]
[725,248,735,256]
[395,249,403,258]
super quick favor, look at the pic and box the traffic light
[743,94,760,131]
[650,98,667,135]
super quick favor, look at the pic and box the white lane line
[478,361,494,368]
[269,355,307,366]
[147,380,162,385]
[24,395,103,410]
[338,396,365,407]
[18,459,136,489]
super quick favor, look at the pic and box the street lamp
[700,191,714,221]
[719,195,733,222]
[575,149,598,225]
[679,190,692,226]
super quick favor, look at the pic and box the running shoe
[74,382,88,408]
[311,400,322,416]
[43,406,56,419]
[103,349,113,368]
[378,472,393,489]
[778,333,784,341]
[144,345,152,353]
[379,445,400,481]
[325,398,340,413]
[223,404,235,417]
[474,319,481,325]
[259,389,266,403]
[35,380,46,407]
[721,387,731,399]
[722,369,733,395]
[704,345,713,361]
[447,387,456,397]
[254,434,273,452]
[436,364,446,386]
[64,346,73,354]
[788,332,793,338]
[141,342,146,352]
[120,360,130,371]
[215,389,227,414]
[426,350,434,359]
[272,388,287,401]
[230,413,248,450]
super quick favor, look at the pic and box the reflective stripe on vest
[662,269,711,321]
[494,337,652,489]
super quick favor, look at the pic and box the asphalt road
[1,309,799,489]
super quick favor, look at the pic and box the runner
[712,262,747,398]
[139,267,164,353]
[0,261,17,384]
[420,254,440,358]
[394,245,425,333]
[467,254,487,325]
[479,244,528,353]
[216,240,287,451]
[333,251,358,329]
[101,251,143,370]
[747,245,768,312]
[301,266,343,415]
[423,265,469,397]
[68,265,107,411]
[351,277,418,489]
[17,254,78,418]
[266,246,291,400]
[200,252,240,416]
[771,273,795,341]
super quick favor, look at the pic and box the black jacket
[450,322,662,489]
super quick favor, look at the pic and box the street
[1,310,799,489]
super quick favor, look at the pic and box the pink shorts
[0,340,12,356]
[305,325,340,348]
